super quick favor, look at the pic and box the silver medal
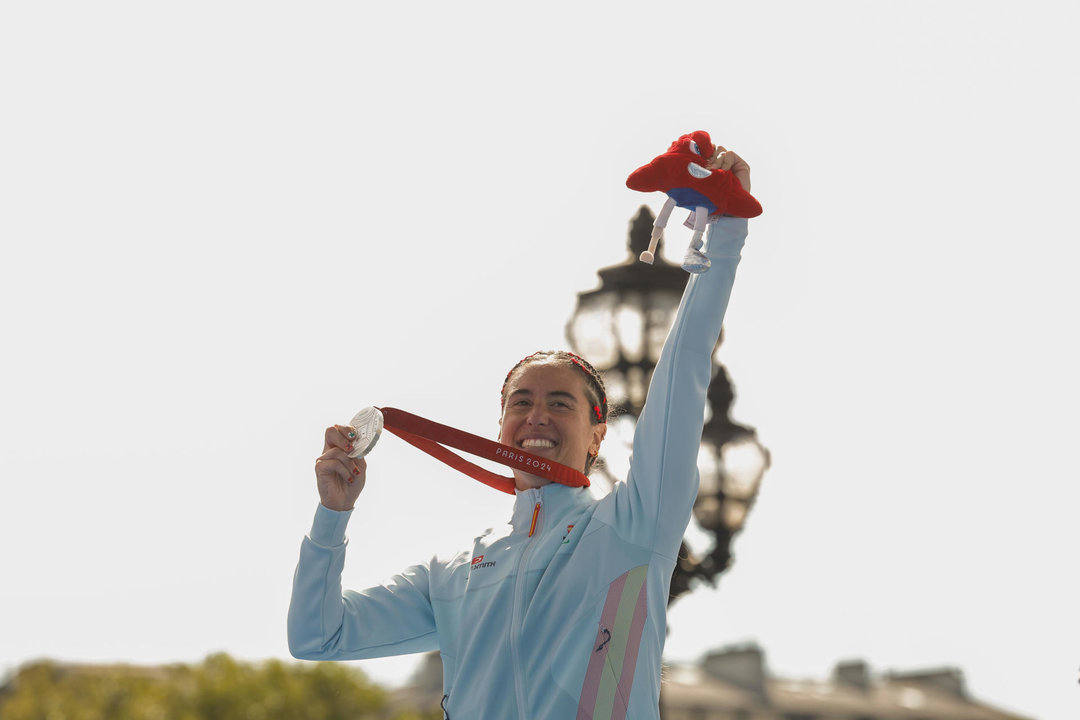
[347,407,384,459]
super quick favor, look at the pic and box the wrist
[310,503,353,546]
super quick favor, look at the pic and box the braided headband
[501,351,608,423]
[348,407,590,495]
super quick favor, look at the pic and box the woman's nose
[526,405,549,425]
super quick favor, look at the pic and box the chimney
[833,660,872,692]
[887,668,967,699]
[703,644,768,702]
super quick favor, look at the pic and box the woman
[290,151,755,719]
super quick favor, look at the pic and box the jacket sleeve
[614,217,748,556]
[287,504,439,660]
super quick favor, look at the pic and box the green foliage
[0,654,442,720]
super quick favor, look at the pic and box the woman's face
[499,361,606,486]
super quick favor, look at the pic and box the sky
[1,2,1077,719]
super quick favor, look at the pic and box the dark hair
[500,351,608,475]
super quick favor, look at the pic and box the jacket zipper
[528,501,541,537]
[511,493,542,717]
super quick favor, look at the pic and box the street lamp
[671,366,770,602]
[567,206,769,606]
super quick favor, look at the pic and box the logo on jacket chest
[470,554,496,570]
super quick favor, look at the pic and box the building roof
[662,646,1033,720]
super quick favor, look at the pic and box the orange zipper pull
[528,502,541,537]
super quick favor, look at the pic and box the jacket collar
[510,482,593,533]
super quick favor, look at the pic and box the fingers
[315,424,368,511]
[315,452,366,511]
[726,153,751,192]
[720,150,749,172]
[315,448,366,484]
[707,146,747,170]
[708,146,737,170]
[708,146,752,191]
[717,148,738,172]
[707,145,726,169]
[324,424,357,454]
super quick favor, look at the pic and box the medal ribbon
[377,407,590,495]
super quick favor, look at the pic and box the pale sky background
[1,2,1077,719]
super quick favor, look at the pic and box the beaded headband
[500,351,608,424]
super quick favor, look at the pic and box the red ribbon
[377,407,590,495]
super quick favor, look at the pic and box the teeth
[687,161,712,178]
[521,439,556,449]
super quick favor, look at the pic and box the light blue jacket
[289,218,748,719]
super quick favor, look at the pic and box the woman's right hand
[314,425,367,511]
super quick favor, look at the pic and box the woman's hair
[500,351,608,475]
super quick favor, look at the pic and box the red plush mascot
[626,130,762,273]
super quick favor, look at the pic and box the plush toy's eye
[690,140,701,156]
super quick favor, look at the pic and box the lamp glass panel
[614,293,645,364]
[597,414,635,485]
[627,366,647,415]
[569,295,618,369]
[682,515,715,557]
[723,499,748,532]
[694,496,725,531]
[696,442,722,496]
[602,370,628,415]
[721,436,768,499]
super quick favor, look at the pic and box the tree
[0,653,442,720]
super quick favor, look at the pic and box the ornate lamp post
[670,366,769,602]
[567,206,769,606]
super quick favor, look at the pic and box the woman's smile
[499,362,605,487]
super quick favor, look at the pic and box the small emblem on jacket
[562,525,575,544]
[596,627,612,653]
[470,555,496,570]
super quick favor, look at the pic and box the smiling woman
[289,152,756,720]
[498,350,609,483]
